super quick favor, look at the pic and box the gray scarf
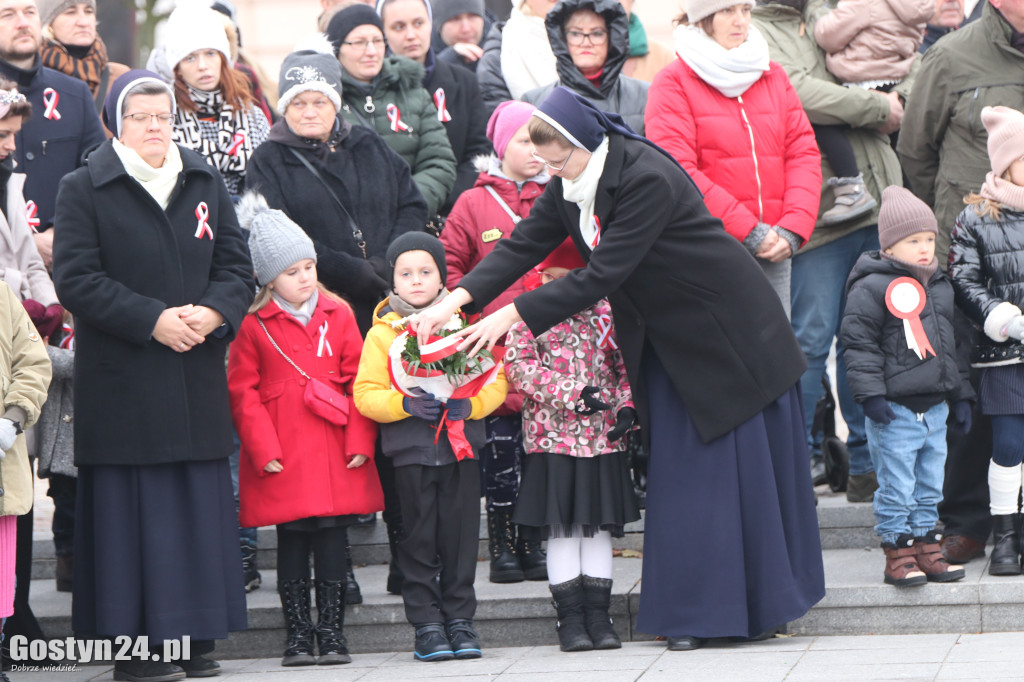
[273,289,319,326]
[387,288,448,320]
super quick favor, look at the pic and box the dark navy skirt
[637,351,825,639]
[979,364,1024,415]
[72,459,248,642]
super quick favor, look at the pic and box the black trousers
[394,459,479,626]
[812,124,859,178]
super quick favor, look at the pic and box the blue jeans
[791,226,879,475]
[866,401,948,544]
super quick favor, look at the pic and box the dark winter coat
[949,203,1024,367]
[522,0,649,134]
[51,142,254,467]
[0,57,106,230]
[246,122,428,334]
[423,54,492,214]
[457,134,807,443]
[841,252,972,410]
[339,56,457,217]
[477,21,512,116]
[228,295,383,528]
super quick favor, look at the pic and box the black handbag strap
[286,147,367,258]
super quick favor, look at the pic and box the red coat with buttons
[228,293,383,528]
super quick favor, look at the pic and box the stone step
[28,495,877,579]
[26,545,1022,660]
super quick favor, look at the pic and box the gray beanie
[237,192,317,286]
[431,0,484,27]
[277,34,343,116]
[38,0,95,28]
[685,0,754,23]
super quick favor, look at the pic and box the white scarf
[112,138,183,209]
[500,6,558,100]
[561,136,609,251]
[673,23,770,98]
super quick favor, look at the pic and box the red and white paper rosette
[885,276,935,361]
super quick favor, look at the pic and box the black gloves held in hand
[576,386,611,415]
[404,394,441,421]
[862,396,896,426]
[444,398,472,421]
[607,407,637,443]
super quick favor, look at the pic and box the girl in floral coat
[504,239,640,654]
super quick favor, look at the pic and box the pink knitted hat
[487,100,537,159]
[878,185,937,252]
[982,106,1024,178]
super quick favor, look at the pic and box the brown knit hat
[982,106,1024,178]
[685,0,755,23]
[878,185,938,252]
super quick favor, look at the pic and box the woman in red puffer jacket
[646,1,821,318]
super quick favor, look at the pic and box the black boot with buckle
[488,510,524,583]
[549,576,593,652]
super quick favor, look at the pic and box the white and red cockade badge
[596,313,618,351]
[588,215,601,249]
[885,276,935,361]
[433,88,452,123]
[42,88,60,120]
[386,103,410,132]
[227,130,248,156]
[317,322,333,358]
[25,200,39,232]
[194,202,213,240]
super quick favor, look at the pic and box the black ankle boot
[487,510,524,583]
[314,579,352,665]
[549,576,594,652]
[112,658,186,681]
[341,529,362,605]
[278,578,316,666]
[582,576,620,649]
[990,514,1023,576]
[240,537,260,593]
[386,521,405,595]
[516,525,548,581]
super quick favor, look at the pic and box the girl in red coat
[441,100,551,585]
[228,193,383,668]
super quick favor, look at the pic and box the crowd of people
[0,0,1021,679]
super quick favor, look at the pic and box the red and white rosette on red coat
[885,276,936,361]
[387,316,502,460]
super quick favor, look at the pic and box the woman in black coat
[415,87,825,649]
[51,70,253,680]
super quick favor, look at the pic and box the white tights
[545,530,613,584]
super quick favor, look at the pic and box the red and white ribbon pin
[588,215,601,249]
[227,130,248,156]
[885,276,935,361]
[25,200,39,232]
[317,322,333,358]
[433,88,452,123]
[386,103,410,132]
[194,202,213,240]
[42,88,60,120]
[596,314,618,351]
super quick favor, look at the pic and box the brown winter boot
[913,530,965,583]
[820,174,877,226]
[881,534,927,587]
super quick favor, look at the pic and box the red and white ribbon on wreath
[596,314,618,351]
[433,88,452,123]
[25,200,39,232]
[194,202,213,240]
[418,333,463,364]
[42,88,61,120]
[317,322,333,357]
[386,103,410,132]
[226,130,248,156]
[885,276,935,361]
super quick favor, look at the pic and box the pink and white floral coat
[504,299,633,457]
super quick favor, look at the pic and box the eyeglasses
[122,113,173,125]
[341,37,387,52]
[531,147,575,172]
[565,29,608,46]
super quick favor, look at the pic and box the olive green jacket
[897,2,1024,263]
[0,281,51,517]
[340,56,457,217]
[752,0,910,253]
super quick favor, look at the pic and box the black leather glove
[862,396,895,426]
[356,259,389,300]
[607,407,637,443]
[952,400,973,436]
[444,398,472,421]
[403,394,441,420]
[575,386,611,415]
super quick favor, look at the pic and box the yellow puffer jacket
[0,281,52,517]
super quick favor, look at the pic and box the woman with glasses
[645,1,821,316]
[52,70,254,681]
[325,4,456,219]
[412,86,825,652]
[160,4,270,200]
[522,0,649,135]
